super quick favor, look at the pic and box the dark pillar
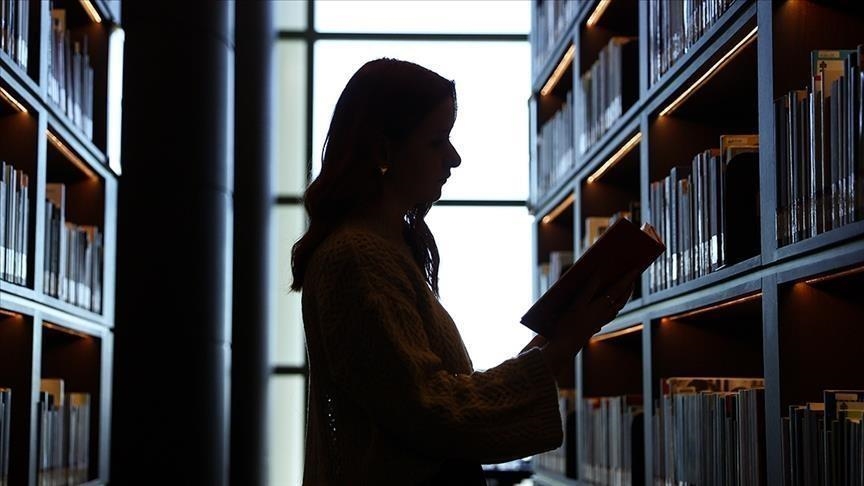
[111,3,234,484]
[231,2,272,485]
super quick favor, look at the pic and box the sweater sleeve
[308,237,563,464]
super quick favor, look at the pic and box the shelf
[41,295,110,330]
[582,322,643,399]
[774,263,864,411]
[646,254,761,305]
[577,103,642,181]
[643,0,756,116]
[41,320,104,484]
[532,1,583,94]
[0,1,117,484]
[530,0,864,484]
[0,312,34,486]
[775,219,864,263]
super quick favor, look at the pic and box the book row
[532,0,579,76]
[0,0,28,70]
[775,47,864,247]
[38,379,91,486]
[578,394,644,486]
[783,390,864,486]
[44,183,103,313]
[648,135,758,292]
[654,377,765,486]
[534,390,577,478]
[47,6,95,140]
[0,160,29,286]
[535,90,574,198]
[648,0,735,86]
[0,388,9,486]
[578,36,637,156]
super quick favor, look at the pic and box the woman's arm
[310,239,564,464]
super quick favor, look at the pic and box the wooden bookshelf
[529,0,864,484]
[0,0,120,484]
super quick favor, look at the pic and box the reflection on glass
[268,375,306,486]
[272,205,307,366]
[274,0,307,31]
[274,41,308,197]
[313,40,530,201]
[315,0,529,34]
[426,205,534,371]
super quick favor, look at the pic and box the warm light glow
[591,323,643,343]
[803,265,864,285]
[659,26,757,117]
[586,0,612,27]
[46,130,99,180]
[542,194,574,224]
[540,44,575,96]
[664,292,762,320]
[80,0,103,23]
[0,309,24,319]
[587,132,641,183]
[0,86,27,113]
[43,322,92,339]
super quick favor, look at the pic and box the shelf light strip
[586,0,612,27]
[0,86,27,113]
[663,292,762,321]
[0,308,24,319]
[43,321,93,339]
[46,130,99,180]
[541,44,575,96]
[591,323,643,343]
[1,291,101,333]
[659,26,758,117]
[803,265,864,285]
[542,194,575,224]
[587,132,642,183]
[80,0,103,23]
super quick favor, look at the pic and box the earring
[379,166,389,175]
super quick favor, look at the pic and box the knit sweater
[301,226,563,485]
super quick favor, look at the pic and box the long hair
[291,58,456,294]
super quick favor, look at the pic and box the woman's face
[387,97,461,206]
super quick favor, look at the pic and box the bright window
[315,0,530,34]
[273,40,308,197]
[268,375,306,486]
[426,206,535,370]
[313,40,530,201]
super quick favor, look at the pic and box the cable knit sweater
[301,226,563,485]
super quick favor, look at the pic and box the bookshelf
[0,0,121,484]
[529,1,864,484]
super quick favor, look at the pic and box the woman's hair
[291,58,456,294]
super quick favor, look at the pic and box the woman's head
[319,58,459,210]
[292,59,458,292]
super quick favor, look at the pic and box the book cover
[521,217,664,336]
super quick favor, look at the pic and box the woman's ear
[375,135,394,174]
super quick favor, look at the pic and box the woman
[291,58,635,485]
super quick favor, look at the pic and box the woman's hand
[520,334,547,354]
[539,269,640,382]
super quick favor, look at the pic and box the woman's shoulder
[306,225,419,294]
[311,225,401,272]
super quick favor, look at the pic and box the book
[521,217,664,336]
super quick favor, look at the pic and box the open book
[521,218,665,336]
